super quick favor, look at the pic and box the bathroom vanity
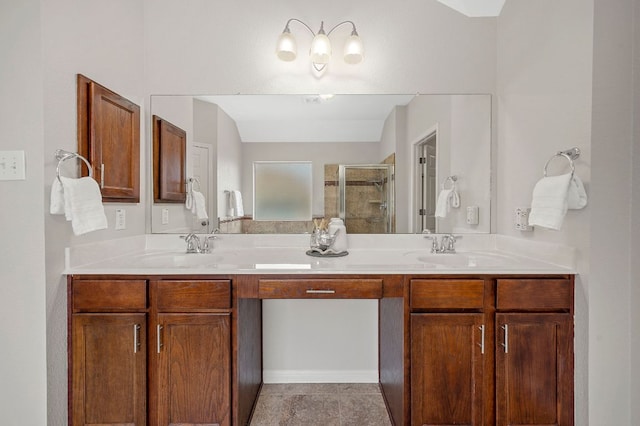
[65,235,575,426]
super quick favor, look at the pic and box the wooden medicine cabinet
[152,115,187,203]
[77,74,141,202]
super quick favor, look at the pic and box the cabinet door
[411,313,485,426]
[496,313,573,426]
[156,313,231,426]
[72,314,146,426]
[153,115,186,203]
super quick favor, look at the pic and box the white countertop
[64,234,576,276]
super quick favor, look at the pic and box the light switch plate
[0,150,26,180]
[161,208,169,225]
[115,209,126,230]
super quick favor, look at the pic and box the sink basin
[403,251,521,268]
[127,251,235,268]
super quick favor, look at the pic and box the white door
[414,132,437,233]
[191,143,214,232]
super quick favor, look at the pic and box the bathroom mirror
[150,94,491,234]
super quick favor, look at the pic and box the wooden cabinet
[77,74,141,202]
[410,279,489,425]
[495,279,574,426]
[153,115,187,203]
[411,313,486,425]
[70,279,147,426]
[151,280,232,426]
[409,277,573,426]
[70,278,232,426]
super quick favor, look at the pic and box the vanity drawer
[258,278,383,299]
[73,279,147,312]
[496,279,572,311]
[154,280,231,311]
[411,279,485,310]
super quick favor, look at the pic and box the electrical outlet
[514,207,533,231]
[115,209,126,230]
[0,150,26,180]
[161,208,169,225]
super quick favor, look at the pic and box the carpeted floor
[249,383,393,426]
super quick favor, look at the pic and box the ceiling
[436,0,506,17]
[197,94,416,143]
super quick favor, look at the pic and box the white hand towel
[230,190,244,217]
[567,175,588,209]
[50,179,65,215]
[528,173,573,230]
[434,188,460,218]
[190,190,208,220]
[59,176,108,236]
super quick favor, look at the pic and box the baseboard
[263,369,379,384]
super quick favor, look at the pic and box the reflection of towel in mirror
[57,176,108,236]
[434,189,460,218]
[190,190,208,220]
[528,173,587,230]
[229,190,244,217]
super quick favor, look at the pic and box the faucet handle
[424,235,439,253]
[202,235,217,253]
[180,233,201,253]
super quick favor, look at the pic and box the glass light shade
[276,31,297,61]
[310,33,331,64]
[343,34,364,64]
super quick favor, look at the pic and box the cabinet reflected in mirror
[149,94,491,234]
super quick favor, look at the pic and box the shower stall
[338,164,395,233]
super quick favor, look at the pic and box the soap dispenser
[328,218,348,253]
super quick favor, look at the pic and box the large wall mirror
[150,94,491,234]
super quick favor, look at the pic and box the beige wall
[632,1,640,419]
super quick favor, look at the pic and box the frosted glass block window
[253,161,312,221]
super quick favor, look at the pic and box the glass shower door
[338,164,395,233]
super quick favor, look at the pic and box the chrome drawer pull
[157,324,163,353]
[502,324,509,354]
[133,324,141,354]
[305,289,336,294]
[478,325,485,354]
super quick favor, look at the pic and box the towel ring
[55,149,93,183]
[188,177,201,192]
[543,147,580,177]
[442,175,458,190]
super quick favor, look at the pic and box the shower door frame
[338,164,395,234]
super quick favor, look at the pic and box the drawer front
[155,280,231,311]
[497,279,572,311]
[411,279,485,310]
[73,279,147,312]
[258,279,383,299]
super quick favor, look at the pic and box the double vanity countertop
[64,233,576,276]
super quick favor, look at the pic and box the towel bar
[55,149,93,183]
[543,147,580,177]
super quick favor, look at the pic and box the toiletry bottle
[328,218,347,253]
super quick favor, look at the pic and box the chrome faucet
[424,233,460,253]
[180,233,202,253]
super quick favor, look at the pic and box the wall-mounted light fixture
[276,19,364,72]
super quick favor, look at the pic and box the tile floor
[249,383,393,426]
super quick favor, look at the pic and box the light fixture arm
[325,20,359,37]
[282,18,318,38]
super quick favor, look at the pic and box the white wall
[216,107,243,218]
[496,0,596,424]
[589,0,636,423]
[632,1,640,419]
[41,0,146,424]
[0,1,47,424]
